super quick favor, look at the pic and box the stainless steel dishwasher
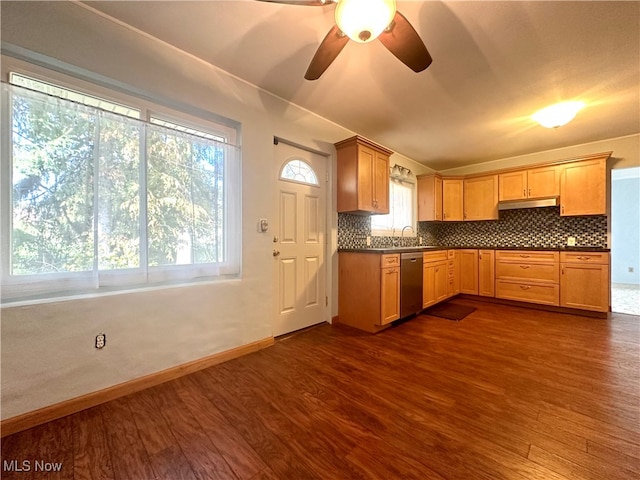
[400,252,423,319]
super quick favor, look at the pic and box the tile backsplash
[338,207,607,249]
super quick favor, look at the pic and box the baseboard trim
[1,336,274,437]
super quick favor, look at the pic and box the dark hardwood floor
[2,299,639,479]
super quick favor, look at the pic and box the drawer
[496,250,559,263]
[447,250,456,259]
[495,262,559,284]
[496,280,559,306]
[381,254,400,268]
[560,251,609,265]
[424,250,448,263]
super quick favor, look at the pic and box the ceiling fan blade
[378,11,432,73]
[305,25,349,80]
[255,0,334,6]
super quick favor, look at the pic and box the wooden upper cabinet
[499,170,528,201]
[464,175,498,221]
[336,136,392,215]
[442,178,464,221]
[528,165,561,198]
[417,174,443,221]
[499,166,560,201]
[560,157,606,216]
[372,148,390,213]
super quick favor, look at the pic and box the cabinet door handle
[386,269,397,274]
[528,188,531,197]
[561,205,565,214]
[523,189,526,197]
[520,265,531,269]
[562,267,565,275]
[578,256,591,261]
[519,254,530,258]
[273,250,281,257]
[443,212,447,219]
[520,285,532,290]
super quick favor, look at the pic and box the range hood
[498,197,559,211]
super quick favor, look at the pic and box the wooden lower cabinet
[447,250,460,297]
[381,263,401,324]
[560,252,610,312]
[495,250,559,306]
[423,250,449,308]
[459,249,479,294]
[338,249,609,334]
[338,252,400,333]
[422,262,448,308]
[478,250,495,297]
[496,281,560,306]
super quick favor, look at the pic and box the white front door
[273,143,327,337]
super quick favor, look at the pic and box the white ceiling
[83,0,639,170]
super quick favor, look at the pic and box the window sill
[0,274,241,308]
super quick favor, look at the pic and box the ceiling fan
[258,0,432,80]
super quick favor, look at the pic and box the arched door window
[279,159,319,186]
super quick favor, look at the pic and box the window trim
[1,62,242,305]
[278,158,320,187]
[370,178,417,237]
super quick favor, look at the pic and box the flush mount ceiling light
[532,101,585,128]
[335,0,396,43]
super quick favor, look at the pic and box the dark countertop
[338,246,610,254]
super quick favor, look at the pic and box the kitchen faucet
[401,225,415,237]
[401,225,415,245]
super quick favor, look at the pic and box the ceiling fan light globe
[335,0,396,43]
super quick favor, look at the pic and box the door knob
[273,250,281,257]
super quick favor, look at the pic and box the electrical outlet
[567,236,576,246]
[366,236,371,246]
[419,236,423,244]
[95,333,106,349]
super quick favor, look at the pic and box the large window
[371,178,415,236]
[1,73,240,302]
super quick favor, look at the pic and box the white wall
[0,1,361,420]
